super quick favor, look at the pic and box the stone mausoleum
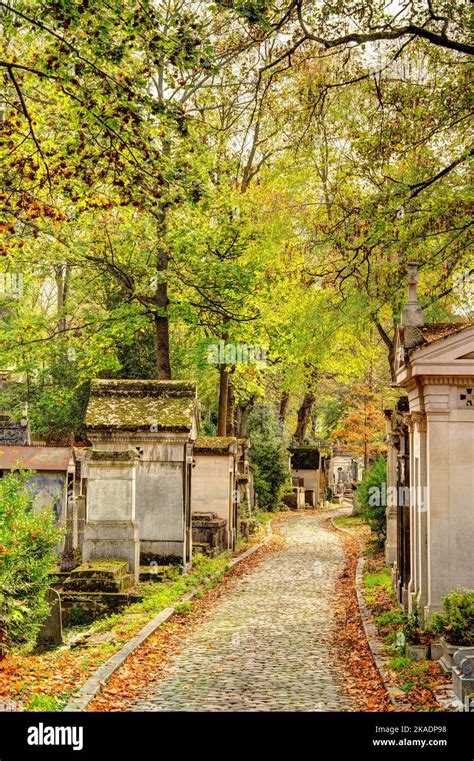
[191,436,240,551]
[85,379,199,567]
[289,445,321,507]
[386,264,474,618]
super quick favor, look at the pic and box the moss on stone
[90,450,138,461]
[194,436,236,453]
[68,560,129,579]
[85,380,197,432]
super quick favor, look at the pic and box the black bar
[0,711,471,760]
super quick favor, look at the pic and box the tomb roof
[400,321,472,352]
[194,436,237,454]
[86,379,197,433]
[289,446,320,470]
[0,446,74,471]
[418,322,471,345]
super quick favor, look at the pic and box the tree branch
[7,66,52,191]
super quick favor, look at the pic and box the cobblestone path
[133,513,355,711]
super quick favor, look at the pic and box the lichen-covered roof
[90,449,138,461]
[418,322,472,344]
[85,379,197,432]
[0,446,73,471]
[194,436,236,454]
[401,322,473,352]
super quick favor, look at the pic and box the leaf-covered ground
[89,538,282,711]
[0,533,267,711]
[0,509,451,713]
[328,518,394,712]
[332,518,452,712]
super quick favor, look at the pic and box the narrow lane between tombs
[129,512,355,712]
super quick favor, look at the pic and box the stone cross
[407,263,419,301]
[401,263,424,328]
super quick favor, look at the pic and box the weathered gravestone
[35,588,63,650]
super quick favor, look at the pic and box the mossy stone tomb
[85,380,199,567]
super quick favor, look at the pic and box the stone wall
[0,419,30,446]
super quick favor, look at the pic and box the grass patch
[364,567,392,589]
[335,515,365,526]
[389,656,411,670]
[254,511,272,527]
[174,601,192,616]
[26,694,64,712]
[388,657,431,694]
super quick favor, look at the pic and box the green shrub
[357,456,387,546]
[375,610,405,628]
[403,609,432,645]
[430,589,474,646]
[248,404,290,511]
[69,606,88,626]
[325,485,335,502]
[0,471,61,657]
[0,358,87,441]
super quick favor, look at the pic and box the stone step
[62,574,135,593]
[60,589,143,627]
[62,560,134,593]
[65,559,129,580]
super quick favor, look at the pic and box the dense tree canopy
[1,0,472,446]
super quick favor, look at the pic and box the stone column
[412,411,428,614]
[425,404,451,618]
[404,413,417,609]
[384,411,398,566]
[83,450,140,582]
[397,421,410,610]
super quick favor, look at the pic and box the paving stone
[132,515,354,712]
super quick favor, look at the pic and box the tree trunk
[217,366,228,435]
[226,382,235,436]
[55,263,71,333]
[154,309,171,380]
[153,134,172,380]
[153,203,172,379]
[293,392,316,444]
[388,343,396,384]
[372,316,396,383]
[237,395,257,437]
[278,391,290,422]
